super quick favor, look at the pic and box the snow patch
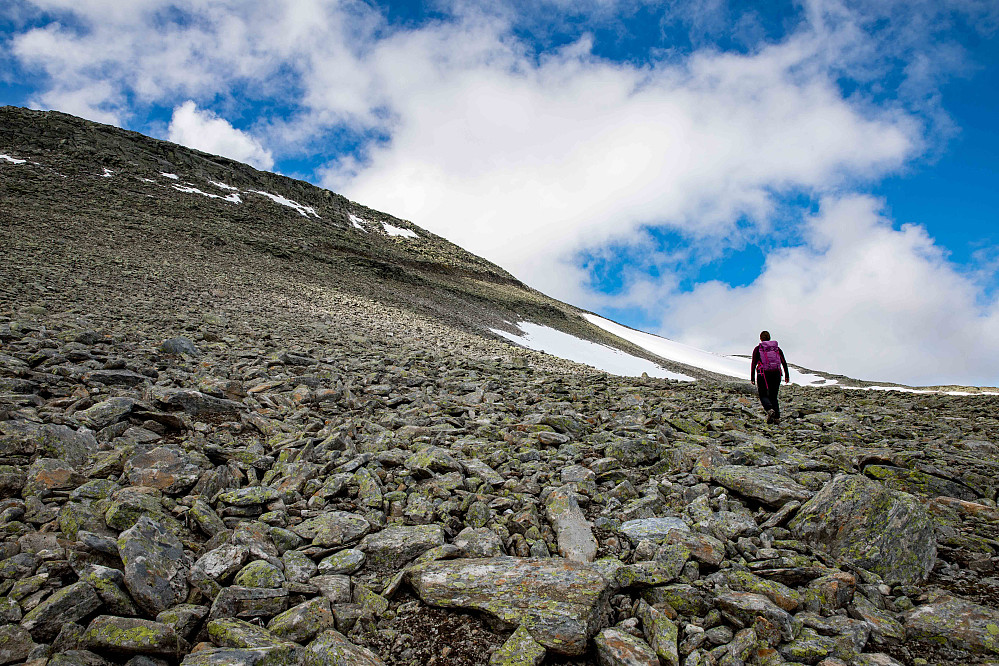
[139,177,156,183]
[349,214,368,232]
[101,168,114,178]
[173,184,241,203]
[383,223,418,239]
[160,172,180,180]
[492,321,693,381]
[209,180,239,191]
[0,154,27,165]
[583,313,836,386]
[841,385,999,396]
[249,190,319,218]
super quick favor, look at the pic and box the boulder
[904,594,999,655]
[118,516,190,615]
[544,485,597,563]
[406,556,611,655]
[788,474,937,586]
[711,465,814,507]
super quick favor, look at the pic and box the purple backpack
[757,341,782,373]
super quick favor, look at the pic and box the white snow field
[173,184,241,203]
[349,214,368,232]
[1,154,27,164]
[160,172,180,180]
[383,222,419,239]
[249,190,319,218]
[492,322,693,380]
[582,313,835,386]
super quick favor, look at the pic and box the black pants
[757,370,782,417]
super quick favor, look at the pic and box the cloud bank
[4,0,997,385]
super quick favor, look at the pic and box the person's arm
[750,347,759,383]
[779,348,789,382]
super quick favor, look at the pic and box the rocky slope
[1,108,998,666]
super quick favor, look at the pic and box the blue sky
[2,0,998,386]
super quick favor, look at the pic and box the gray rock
[209,586,289,620]
[715,591,799,641]
[904,593,999,655]
[84,616,187,656]
[489,624,546,666]
[454,527,504,557]
[292,511,370,548]
[161,337,201,356]
[359,524,445,569]
[301,629,385,665]
[267,598,337,644]
[20,581,103,641]
[593,628,659,665]
[75,397,136,429]
[151,387,244,415]
[711,465,814,507]
[619,517,689,543]
[789,474,937,586]
[407,556,611,655]
[317,549,365,575]
[118,516,190,615]
[545,485,597,563]
[191,545,250,596]
[124,445,205,494]
[0,625,36,664]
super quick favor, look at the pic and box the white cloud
[662,195,999,386]
[167,101,274,170]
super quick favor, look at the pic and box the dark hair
[760,331,771,341]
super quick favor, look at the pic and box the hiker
[751,330,789,424]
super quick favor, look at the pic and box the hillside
[1,107,998,666]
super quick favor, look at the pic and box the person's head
[760,331,771,341]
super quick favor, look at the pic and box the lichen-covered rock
[0,624,36,664]
[706,569,801,612]
[593,628,659,666]
[317,549,365,575]
[619,517,689,543]
[267,598,337,645]
[209,586,289,621]
[788,474,937,586]
[300,629,385,665]
[359,524,445,569]
[233,560,285,589]
[124,445,205,494]
[711,465,814,507]
[489,624,546,666]
[636,600,679,666]
[118,516,190,615]
[20,581,102,641]
[715,591,799,641]
[208,618,298,656]
[544,485,597,563]
[406,556,611,655]
[292,512,370,548]
[191,545,250,596]
[903,594,999,655]
[84,616,188,656]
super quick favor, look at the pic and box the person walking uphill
[751,331,789,424]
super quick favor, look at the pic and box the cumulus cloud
[167,101,274,170]
[663,195,999,386]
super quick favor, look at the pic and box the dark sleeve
[750,346,759,380]
[779,348,789,377]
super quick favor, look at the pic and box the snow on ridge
[160,172,180,180]
[383,222,418,239]
[209,180,239,191]
[583,313,836,387]
[492,321,693,381]
[249,190,319,218]
[1,154,27,165]
[349,214,368,232]
[173,184,241,203]
[101,168,114,178]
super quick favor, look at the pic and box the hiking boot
[766,409,776,424]
[772,413,781,425]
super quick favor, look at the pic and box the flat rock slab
[712,465,814,507]
[904,594,999,655]
[20,581,102,641]
[359,524,445,569]
[619,518,689,543]
[406,556,611,655]
[545,485,597,563]
[301,629,386,665]
[788,473,937,586]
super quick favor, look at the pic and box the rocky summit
[1,107,999,666]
